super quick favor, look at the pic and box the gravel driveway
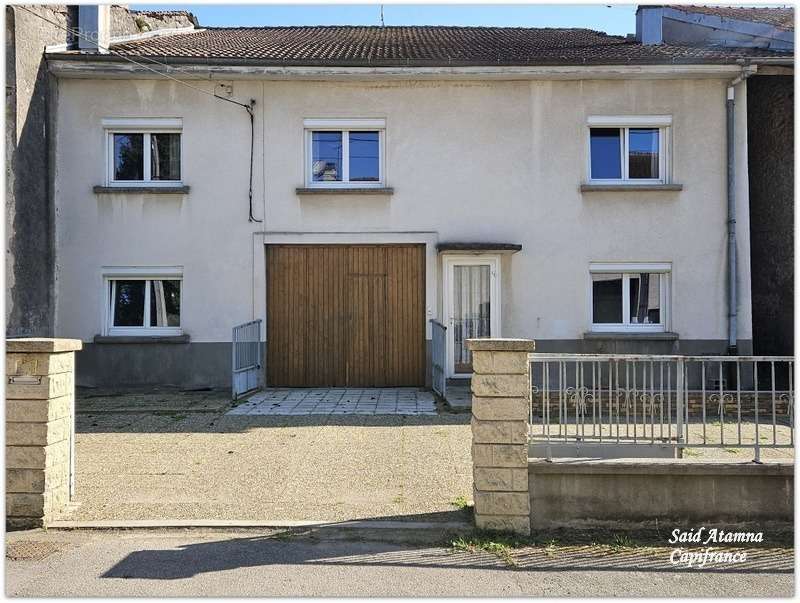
[69,390,472,522]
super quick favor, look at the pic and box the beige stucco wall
[53,76,752,345]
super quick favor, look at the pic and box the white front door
[443,255,501,378]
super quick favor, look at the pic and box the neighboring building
[5,4,197,338]
[637,4,795,357]
[6,4,72,338]
[37,6,794,388]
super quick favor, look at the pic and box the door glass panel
[453,264,491,374]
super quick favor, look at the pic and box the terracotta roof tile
[102,25,790,66]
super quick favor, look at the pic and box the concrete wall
[747,75,794,357]
[53,76,754,387]
[528,458,793,529]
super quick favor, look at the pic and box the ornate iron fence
[529,354,794,462]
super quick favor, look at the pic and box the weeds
[543,538,560,557]
[610,533,636,551]
[451,531,520,566]
[450,495,471,510]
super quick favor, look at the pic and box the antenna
[380,4,385,26]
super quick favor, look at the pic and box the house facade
[43,6,793,389]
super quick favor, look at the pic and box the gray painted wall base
[77,341,236,389]
[75,338,753,390]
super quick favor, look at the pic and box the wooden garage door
[266,244,426,387]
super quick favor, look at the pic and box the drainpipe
[725,64,756,357]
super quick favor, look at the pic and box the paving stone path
[227,388,438,416]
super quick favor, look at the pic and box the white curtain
[453,265,491,367]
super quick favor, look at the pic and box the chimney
[635,5,664,45]
[77,5,110,53]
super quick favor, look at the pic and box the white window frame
[102,266,183,336]
[303,118,386,188]
[587,116,672,185]
[589,262,671,333]
[442,254,502,379]
[103,118,183,187]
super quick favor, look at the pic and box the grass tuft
[451,531,521,566]
[610,533,636,551]
[450,495,471,510]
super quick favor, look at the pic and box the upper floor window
[103,267,182,336]
[587,116,671,184]
[304,118,385,187]
[590,262,671,332]
[103,118,182,186]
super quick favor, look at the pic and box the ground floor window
[104,269,182,336]
[590,263,670,332]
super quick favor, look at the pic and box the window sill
[295,187,394,195]
[580,183,683,192]
[93,334,190,344]
[583,331,679,341]
[93,185,190,194]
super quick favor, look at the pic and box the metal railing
[528,353,794,462]
[430,319,447,399]
[232,319,262,400]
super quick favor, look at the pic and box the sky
[130,4,640,35]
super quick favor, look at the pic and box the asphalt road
[6,529,794,597]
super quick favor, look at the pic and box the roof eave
[45,51,792,74]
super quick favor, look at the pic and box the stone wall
[5,5,70,338]
[6,338,81,529]
[110,6,198,37]
[468,338,535,535]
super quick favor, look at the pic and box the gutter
[725,63,757,356]
[43,49,794,68]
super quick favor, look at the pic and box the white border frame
[442,254,502,379]
[586,115,672,185]
[588,262,671,333]
[103,118,183,187]
[303,118,386,188]
[102,266,183,336]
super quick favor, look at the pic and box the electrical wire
[246,100,262,223]
[18,5,263,222]
[19,5,252,109]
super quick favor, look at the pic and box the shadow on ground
[76,387,468,434]
[76,410,471,435]
[99,530,794,580]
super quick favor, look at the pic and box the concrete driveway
[67,389,472,522]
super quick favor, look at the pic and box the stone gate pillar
[6,338,82,529]
[466,338,534,535]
